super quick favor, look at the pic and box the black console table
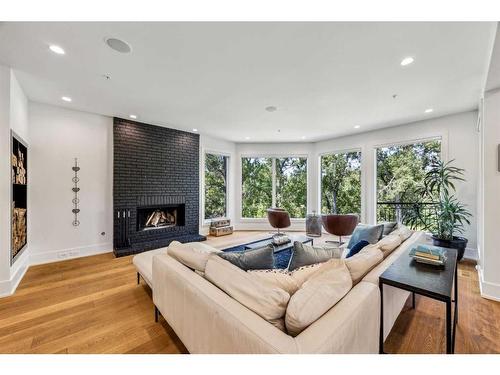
[379,245,458,354]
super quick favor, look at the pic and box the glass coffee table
[244,234,313,253]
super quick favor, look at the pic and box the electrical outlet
[68,250,79,257]
[58,251,69,259]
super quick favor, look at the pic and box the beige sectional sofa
[150,231,425,353]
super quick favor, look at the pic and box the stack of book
[209,218,233,237]
[409,244,447,266]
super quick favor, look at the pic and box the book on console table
[409,244,447,265]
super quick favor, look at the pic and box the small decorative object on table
[209,217,233,237]
[409,244,447,266]
[271,233,291,246]
[306,210,322,237]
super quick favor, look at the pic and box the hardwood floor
[0,231,498,354]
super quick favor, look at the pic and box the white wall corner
[0,252,30,298]
[476,265,500,302]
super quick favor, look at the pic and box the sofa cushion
[205,255,290,323]
[218,245,275,270]
[285,259,353,336]
[133,247,167,286]
[347,224,384,249]
[248,269,300,295]
[344,245,383,284]
[288,241,339,271]
[391,224,413,242]
[289,262,325,286]
[346,240,370,258]
[377,234,402,258]
[167,241,221,272]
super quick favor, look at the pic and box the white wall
[0,68,30,297]
[28,102,113,265]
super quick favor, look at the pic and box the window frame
[239,153,309,221]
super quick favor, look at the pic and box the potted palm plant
[410,159,472,261]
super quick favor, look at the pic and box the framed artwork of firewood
[11,130,28,264]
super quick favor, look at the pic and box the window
[275,157,307,218]
[320,151,362,215]
[241,157,273,218]
[204,153,228,220]
[376,139,441,223]
[241,157,307,218]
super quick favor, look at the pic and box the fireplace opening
[137,204,185,232]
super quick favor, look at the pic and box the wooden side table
[379,245,458,354]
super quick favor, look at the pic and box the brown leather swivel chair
[266,208,291,235]
[321,214,359,245]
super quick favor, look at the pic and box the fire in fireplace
[136,204,185,232]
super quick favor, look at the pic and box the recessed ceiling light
[301,136,307,140]
[245,136,251,140]
[424,108,434,113]
[49,45,65,55]
[265,106,277,112]
[105,38,132,54]
[354,125,361,129]
[129,114,137,119]
[61,96,72,102]
[192,128,198,132]
[400,57,415,66]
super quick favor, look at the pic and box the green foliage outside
[241,157,273,218]
[204,153,227,220]
[321,152,362,215]
[376,140,441,223]
[275,157,307,218]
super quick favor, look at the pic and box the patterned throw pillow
[217,245,275,270]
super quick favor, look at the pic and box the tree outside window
[204,153,228,220]
[241,157,273,218]
[321,151,362,215]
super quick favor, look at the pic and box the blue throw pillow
[346,240,370,258]
[347,224,384,249]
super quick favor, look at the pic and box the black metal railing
[377,202,438,230]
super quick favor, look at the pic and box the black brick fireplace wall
[113,117,205,256]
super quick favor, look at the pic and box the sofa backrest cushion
[391,224,413,242]
[205,255,290,324]
[167,241,221,272]
[377,234,402,258]
[285,259,353,336]
[248,269,301,295]
[288,241,340,271]
[218,245,275,270]
[344,245,383,284]
[347,224,384,249]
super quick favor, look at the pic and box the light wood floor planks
[0,231,499,354]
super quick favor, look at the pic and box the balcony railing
[377,201,438,230]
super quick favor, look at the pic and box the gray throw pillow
[218,245,275,270]
[380,221,398,237]
[288,241,338,271]
[347,224,384,249]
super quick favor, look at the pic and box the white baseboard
[476,265,500,302]
[0,253,30,298]
[29,242,113,266]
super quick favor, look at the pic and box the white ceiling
[0,22,496,143]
